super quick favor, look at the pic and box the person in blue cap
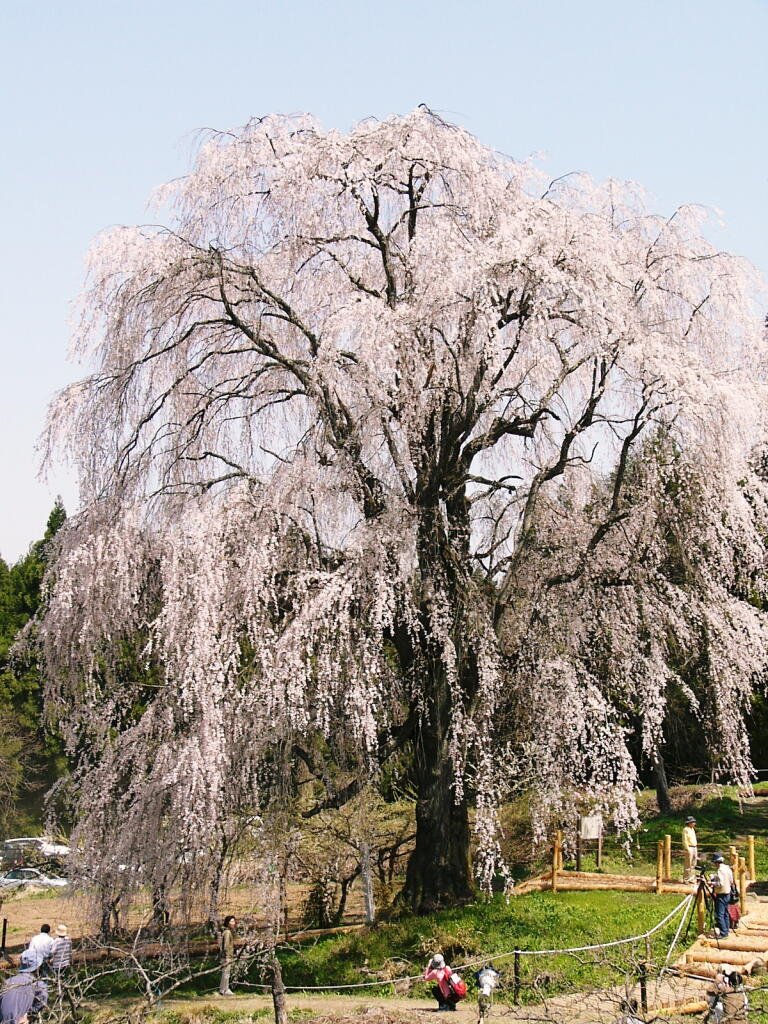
[0,949,49,1024]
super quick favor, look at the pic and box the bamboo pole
[730,845,738,869]
[664,834,672,879]
[748,835,756,880]
[740,862,748,915]
[656,840,664,893]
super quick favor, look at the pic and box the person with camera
[711,853,735,938]
[705,966,747,1022]
[424,953,461,1012]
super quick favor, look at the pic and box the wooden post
[696,884,706,934]
[552,834,559,892]
[576,817,582,873]
[730,845,738,869]
[748,835,756,880]
[596,831,603,869]
[664,834,672,880]
[557,829,564,871]
[739,862,747,915]
[639,960,648,1014]
[0,918,6,952]
[513,950,521,1005]
[656,840,664,893]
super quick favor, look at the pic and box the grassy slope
[273,891,685,1002]
[269,788,768,1007]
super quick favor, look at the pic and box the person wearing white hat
[50,925,72,978]
[424,953,459,1011]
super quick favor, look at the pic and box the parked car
[0,867,69,889]
[3,836,70,858]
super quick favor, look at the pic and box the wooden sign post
[576,814,603,871]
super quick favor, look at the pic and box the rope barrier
[470,892,692,961]
[237,892,693,993]
[663,894,695,966]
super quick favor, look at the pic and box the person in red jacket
[424,954,459,1011]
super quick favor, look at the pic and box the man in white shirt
[711,854,735,938]
[27,925,54,976]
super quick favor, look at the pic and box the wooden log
[654,1002,709,1016]
[673,963,719,979]
[748,835,756,881]
[739,922,768,933]
[686,949,754,965]
[656,840,664,893]
[664,834,672,879]
[730,845,738,869]
[548,878,655,892]
[701,936,768,952]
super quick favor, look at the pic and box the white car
[3,837,70,858]
[0,868,69,889]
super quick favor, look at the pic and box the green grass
[82,891,688,1007]
[272,890,686,1004]
[559,787,768,881]
[151,1009,313,1024]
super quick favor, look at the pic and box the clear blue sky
[1,0,766,561]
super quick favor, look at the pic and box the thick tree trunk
[398,492,476,912]
[651,748,672,814]
[402,768,473,912]
[400,653,474,911]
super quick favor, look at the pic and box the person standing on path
[218,915,236,996]
[0,950,48,1024]
[711,853,735,938]
[682,816,698,883]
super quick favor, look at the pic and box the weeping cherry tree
[40,109,767,911]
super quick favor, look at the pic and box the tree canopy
[40,109,768,909]
[0,499,67,832]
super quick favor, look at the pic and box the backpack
[448,974,467,1000]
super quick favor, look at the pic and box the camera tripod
[682,869,716,943]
